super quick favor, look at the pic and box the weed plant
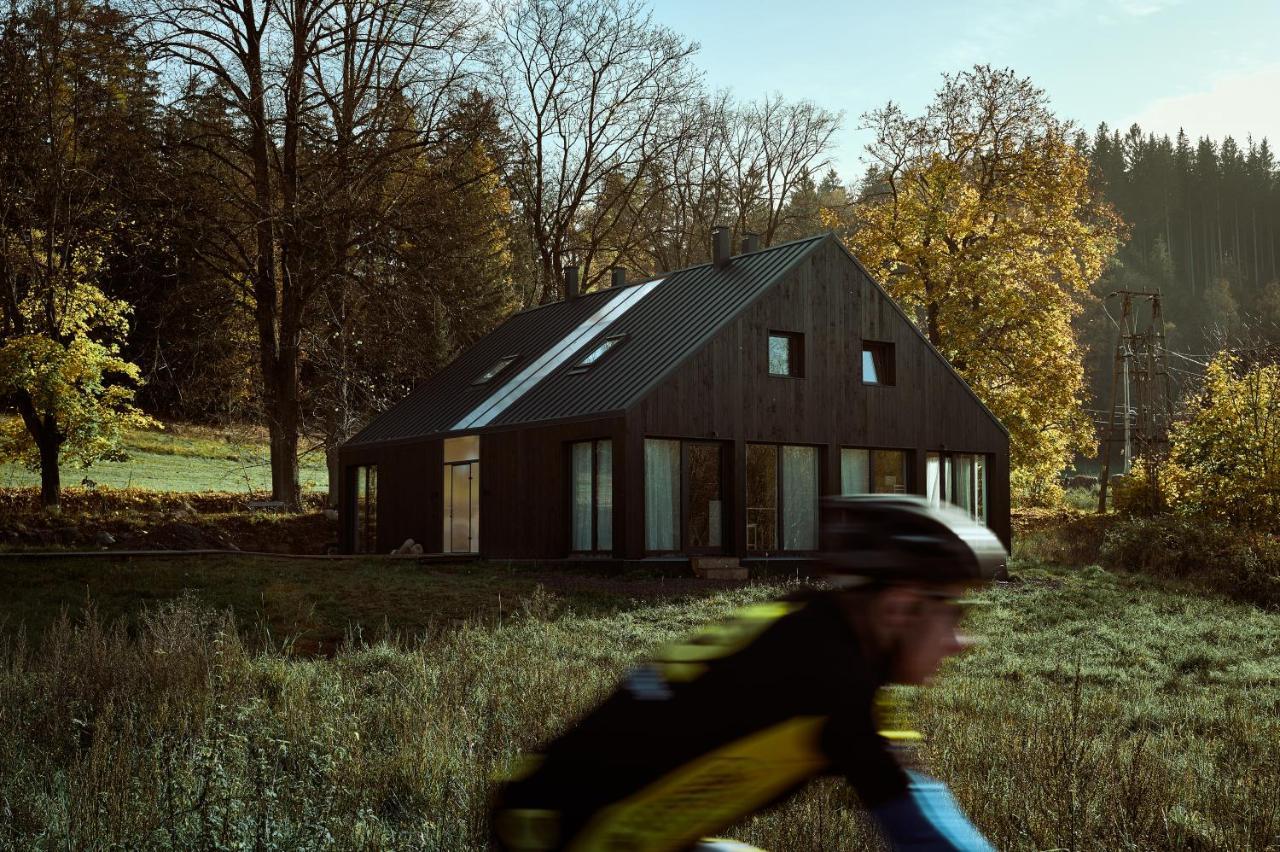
[0,566,1277,850]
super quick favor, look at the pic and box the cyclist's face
[887,584,971,685]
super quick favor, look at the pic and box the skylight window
[569,335,627,373]
[472,355,518,385]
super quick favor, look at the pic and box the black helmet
[819,495,1007,583]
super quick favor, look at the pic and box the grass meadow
[0,421,329,493]
[0,555,1277,850]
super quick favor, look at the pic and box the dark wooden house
[338,231,1010,562]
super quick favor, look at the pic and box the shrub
[1100,516,1280,609]
[1166,353,1280,532]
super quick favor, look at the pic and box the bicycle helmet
[819,495,1007,583]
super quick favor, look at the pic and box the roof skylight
[569,335,627,373]
[472,355,519,385]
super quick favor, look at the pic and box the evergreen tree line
[1080,124,1280,411]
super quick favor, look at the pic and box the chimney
[740,232,761,254]
[610,266,627,288]
[564,265,580,300]
[711,225,731,268]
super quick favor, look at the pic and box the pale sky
[648,0,1280,177]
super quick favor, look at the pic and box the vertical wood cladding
[632,239,1010,548]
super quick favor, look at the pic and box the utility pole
[1097,291,1175,512]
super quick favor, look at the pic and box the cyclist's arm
[869,771,994,852]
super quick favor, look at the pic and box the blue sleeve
[869,771,995,852]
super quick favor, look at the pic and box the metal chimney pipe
[741,233,761,254]
[711,225,731,268]
[610,266,627,288]
[564,265,579,300]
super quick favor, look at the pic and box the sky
[647,0,1280,178]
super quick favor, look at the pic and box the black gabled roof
[346,234,826,446]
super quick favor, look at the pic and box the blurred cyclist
[492,495,1006,851]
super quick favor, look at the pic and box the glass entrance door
[443,461,479,553]
[685,442,724,553]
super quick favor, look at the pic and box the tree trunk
[38,435,61,509]
[326,443,342,510]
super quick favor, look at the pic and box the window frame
[861,340,896,386]
[569,438,613,554]
[471,354,520,386]
[767,331,805,378]
[349,464,377,554]
[840,447,911,495]
[568,334,628,374]
[746,441,821,554]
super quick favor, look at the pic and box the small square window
[768,332,803,377]
[569,334,627,373]
[473,355,518,385]
[862,341,895,385]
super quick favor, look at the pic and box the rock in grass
[94,531,116,547]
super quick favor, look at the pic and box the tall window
[352,465,377,554]
[841,448,908,494]
[768,332,803,376]
[571,440,613,552]
[861,341,895,385]
[645,439,681,551]
[926,451,988,524]
[443,436,480,554]
[748,443,818,552]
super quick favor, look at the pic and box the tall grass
[1,566,1277,850]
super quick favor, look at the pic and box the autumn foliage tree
[845,66,1122,498]
[1165,353,1280,531]
[0,0,154,507]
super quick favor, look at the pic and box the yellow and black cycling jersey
[492,590,914,852]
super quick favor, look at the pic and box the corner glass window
[768,332,803,377]
[862,341,895,385]
[352,465,377,554]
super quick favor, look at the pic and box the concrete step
[690,556,747,580]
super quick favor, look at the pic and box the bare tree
[494,0,700,301]
[139,0,481,507]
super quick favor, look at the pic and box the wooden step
[690,556,747,580]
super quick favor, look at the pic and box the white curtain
[841,448,869,495]
[645,439,681,551]
[926,453,941,506]
[571,442,593,550]
[974,455,987,524]
[596,440,613,550]
[782,446,818,550]
[955,455,974,517]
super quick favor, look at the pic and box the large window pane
[571,442,593,551]
[974,455,987,524]
[443,435,480,462]
[926,453,942,506]
[354,465,377,554]
[746,444,778,551]
[596,441,613,550]
[688,443,723,549]
[782,446,818,550]
[768,335,792,376]
[955,455,975,517]
[645,439,681,551]
[841,448,870,495]
[872,450,906,494]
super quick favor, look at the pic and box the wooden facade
[338,235,1010,561]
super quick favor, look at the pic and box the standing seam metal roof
[346,235,825,446]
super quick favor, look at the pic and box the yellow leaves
[1167,354,1280,530]
[848,136,1121,498]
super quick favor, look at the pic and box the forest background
[1,0,1278,511]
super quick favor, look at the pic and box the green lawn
[0,421,328,493]
[0,556,1276,849]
